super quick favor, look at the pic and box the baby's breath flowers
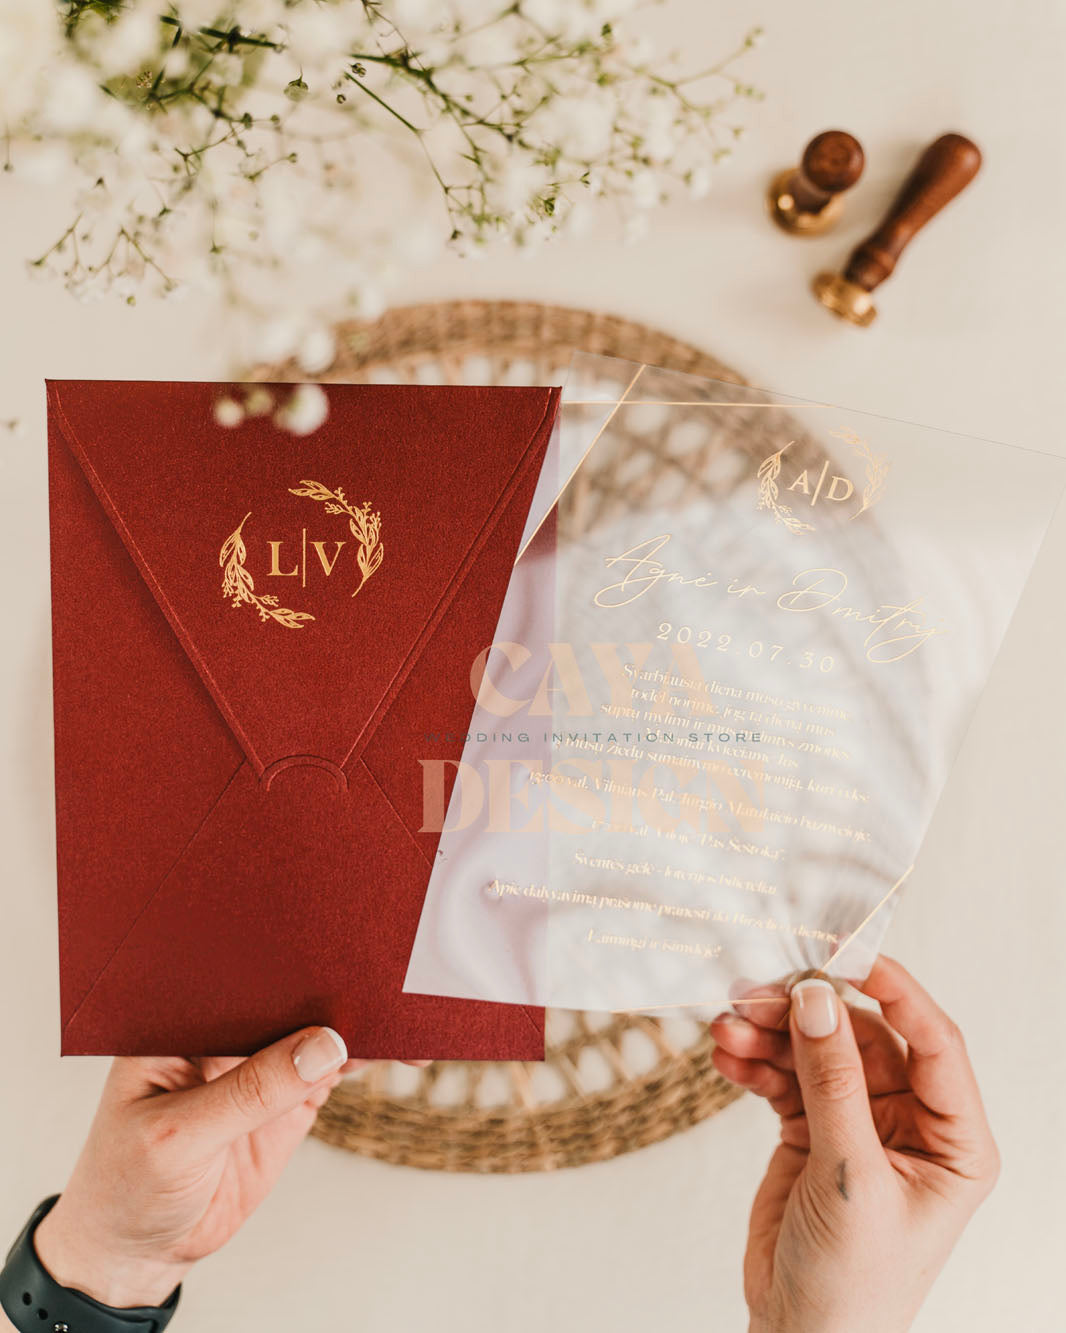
[274,382,329,435]
[2,1,762,424]
[213,383,328,433]
[211,394,246,427]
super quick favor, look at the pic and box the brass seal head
[768,168,845,236]
[812,272,877,327]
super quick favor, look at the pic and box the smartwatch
[0,1198,180,1333]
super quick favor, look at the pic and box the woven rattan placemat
[265,300,748,1172]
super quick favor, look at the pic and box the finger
[712,1004,907,1135]
[711,1049,804,1119]
[229,1104,327,1211]
[849,1005,909,1095]
[710,1013,794,1070]
[104,1057,154,1103]
[304,1075,341,1112]
[337,1059,429,1074]
[241,1070,346,1186]
[858,956,983,1118]
[778,1111,812,1150]
[106,1056,203,1101]
[730,980,790,1031]
[789,979,882,1176]
[192,1056,250,1086]
[714,1003,907,1095]
[175,1027,348,1149]
[712,1004,906,1090]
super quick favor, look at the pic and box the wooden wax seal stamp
[768,130,865,235]
[813,131,982,326]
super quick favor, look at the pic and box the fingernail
[791,979,839,1038]
[293,1027,347,1083]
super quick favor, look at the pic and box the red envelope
[47,379,555,1059]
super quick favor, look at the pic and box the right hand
[710,956,1000,1333]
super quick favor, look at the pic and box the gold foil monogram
[757,430,889,534]
[287,481,384,598]
[218,478,384,629]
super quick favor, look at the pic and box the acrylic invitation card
[404,353,1065,1012]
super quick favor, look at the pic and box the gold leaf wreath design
[755,442,815,535]
[288,480,384,597]
[219,513,315,629]
[841,432,889,518]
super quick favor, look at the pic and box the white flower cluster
[214,381,328,434]
[2,1,762,369]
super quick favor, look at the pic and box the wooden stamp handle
[791,130,865,213]
[845,132,982,291]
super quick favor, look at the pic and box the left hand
[33,1028,384,1308]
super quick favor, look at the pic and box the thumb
[789,979,881,1179]
[182,1027,348,1147]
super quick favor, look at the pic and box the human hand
[30,1028,379,1310]
[710,956,999,1333]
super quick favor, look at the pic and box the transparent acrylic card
[404,353,1065,1012]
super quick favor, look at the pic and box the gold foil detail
[288,480,384,598]
[219,513,315,629]
[757,433,890,535]
[756,443,815,534]
[219,478,384,629]
[833,429,889,518]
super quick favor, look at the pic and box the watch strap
[0,1198,180,1333]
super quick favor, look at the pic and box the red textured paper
[47,379,555,1059]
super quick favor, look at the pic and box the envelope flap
[47,380,559,773]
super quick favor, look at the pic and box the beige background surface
[2,2,1064,1330]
